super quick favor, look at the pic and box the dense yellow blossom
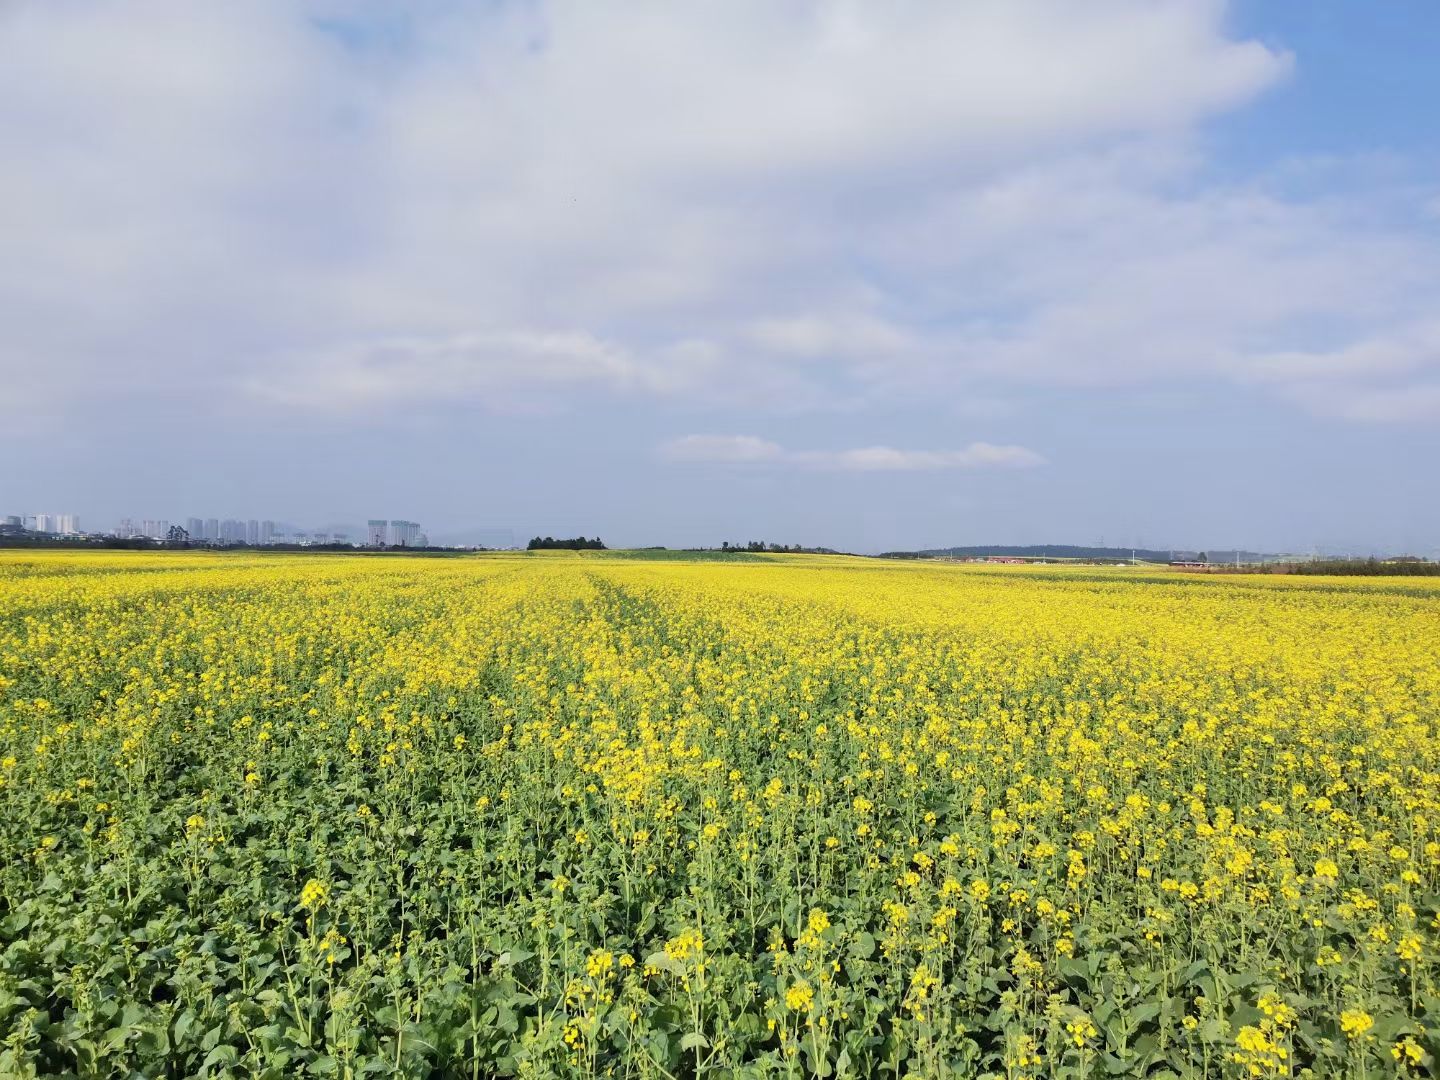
[1,549,1438,1076]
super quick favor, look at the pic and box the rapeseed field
[2,550,1438,1078]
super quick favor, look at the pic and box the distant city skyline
[3,508,439,547]
[104,514,429,546]
[5,513,81,536]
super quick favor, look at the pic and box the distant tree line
[718,541,840,554]
[882,544,1176,561]
[0,535,161,550]
[0,535,474,554]
[1288,558,1439,577]
[527,536,606,550]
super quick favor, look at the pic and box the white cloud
[2,0,1436,435]
[1284,382,1440,423]
[1244,323,1440,385]
[247,331,639,412]
[1232,324,1440,420]
[746,314,915,360]
[661,436,1045,470]
[662,435,786,463]
[807,444,1046,470]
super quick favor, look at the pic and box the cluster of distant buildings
[3,513,80,534]
[367,520,425,547]
[119,516,428,547]
[110,518,281,544]
[2,511,428,548]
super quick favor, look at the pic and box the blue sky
[3,1,1438,554]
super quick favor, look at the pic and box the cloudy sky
[3,1,1437,553]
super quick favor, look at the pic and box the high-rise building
[205,518,219,541]
[390,520,420,547]
[367,520,389,547]
[220,519,245,544]
[33,513,54,534]
[54,514,77,535]
[141,520,169,538]
[2,515,20,527]
[260,520,275,546]
[246,519,259,545]
[186,517,204,539]
[117,518,137,538]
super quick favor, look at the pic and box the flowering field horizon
[2,550,1438,1077]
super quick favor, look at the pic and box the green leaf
[172,1008,196,1047]
[644,951,684,976]
[1129,1002,1162,1028]
[202,1044,239,1071]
